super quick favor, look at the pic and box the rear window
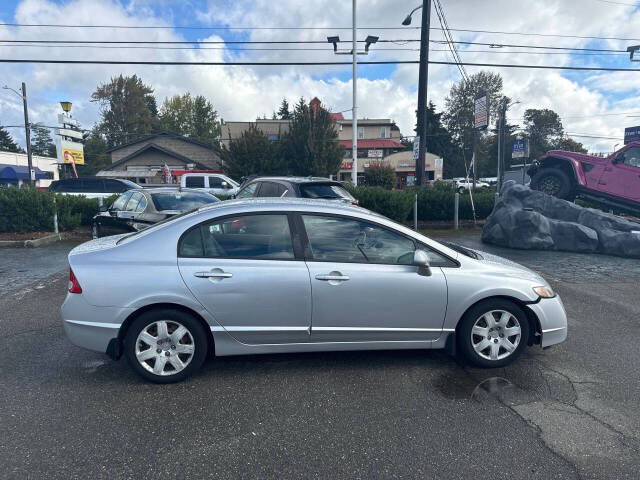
[151,191,219,211]
[299,183,355,201]
[185,176,205,188]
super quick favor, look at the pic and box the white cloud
[0,0,637,155]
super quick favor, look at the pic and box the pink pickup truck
[528,142,640,214]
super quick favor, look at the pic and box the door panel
[306,262,447,342]
[179,258,312,344]
[299,214,448,342]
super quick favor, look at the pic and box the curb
[0,231,88,248]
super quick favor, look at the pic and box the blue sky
[1,0,639,153]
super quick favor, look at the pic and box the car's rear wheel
[531,168,574,200]
[124,309,208,383]
[457,299,530,368]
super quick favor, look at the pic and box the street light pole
[402,1,431,187]
[21,82,34,188]
[352,0,358,186]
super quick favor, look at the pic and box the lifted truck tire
[531,167,575,201]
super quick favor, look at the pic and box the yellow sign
[61,146,84,165]
[57,138,85,165]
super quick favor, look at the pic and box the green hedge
[348,182,496,223]
[0,187,109,233]
[347,186,415,222]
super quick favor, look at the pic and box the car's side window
[110,192,131,211]
[178,214,295,260]
[236,182,258,198]
[124,192,144,212]
[185,176,205,188]
[258,182,281,197]
[208,176,223,188]
[301,215,415,265]
[621,147,640,168]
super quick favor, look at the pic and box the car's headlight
[533,285,555,298]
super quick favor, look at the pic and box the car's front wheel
[124,309,209,383]
[457,299,530,368]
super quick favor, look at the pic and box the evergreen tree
[277,98,291,119]
[0,126,24,153]
[280,97,344,177]
[31,123,57,157]
[220,124,286,179]
[76,127,110,176]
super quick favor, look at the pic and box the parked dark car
[49,177,141,199]
[92,188,219,238]
[235,177,358,204]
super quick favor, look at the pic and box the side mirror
[413,250,432,277]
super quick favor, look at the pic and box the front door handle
[194,268,233,281]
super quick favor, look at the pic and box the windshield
[299,183,355,201]
[119,179,142,189]
[151,191,219,211]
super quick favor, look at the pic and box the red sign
[341,162,353,169]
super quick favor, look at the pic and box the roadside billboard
[624,126,640,144]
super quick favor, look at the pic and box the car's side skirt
[210,326,455,356]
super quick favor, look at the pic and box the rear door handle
[315,274,350,281]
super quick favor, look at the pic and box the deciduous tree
[91,74,158,148]
[159,93,221,145]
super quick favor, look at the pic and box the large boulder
[482,181,640,258]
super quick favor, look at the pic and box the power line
[1,43,627,56]
[432,40,625,53]
[433,0,468,82]
[0,37,627,54]
[2,21,640,42]
[2,58,640,71]
[591,0,639,6]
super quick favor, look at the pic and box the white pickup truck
[180,173,240,196]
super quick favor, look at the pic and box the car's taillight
[68,268,82,294]
[352,200,359,206]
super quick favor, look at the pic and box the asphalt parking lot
[1,233,639,479]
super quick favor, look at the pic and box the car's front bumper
[61,293,133,353]
[527,295,568,348]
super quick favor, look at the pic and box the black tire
[457,299,530,368]
[124,309,209,384]
[530,167,574,200]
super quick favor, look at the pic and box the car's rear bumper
[61,293,133,353]
[527,295,568,348]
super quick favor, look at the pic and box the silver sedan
[62,198,567,383]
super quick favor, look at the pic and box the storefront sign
[368,149,383,158]
[624,126,640,144]
[56,138,85,165]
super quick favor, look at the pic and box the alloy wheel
[471,310,521,361]
[539,175,561,196]
[135,320,195,376]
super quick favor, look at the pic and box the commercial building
[97,132,222,184]
[0,151,59,188]
[219,97,444,188]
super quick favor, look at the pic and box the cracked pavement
[1,232,639,478]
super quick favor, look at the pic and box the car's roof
[136,187,208,194]
[197,197,367,215]
[245,176,339,184]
